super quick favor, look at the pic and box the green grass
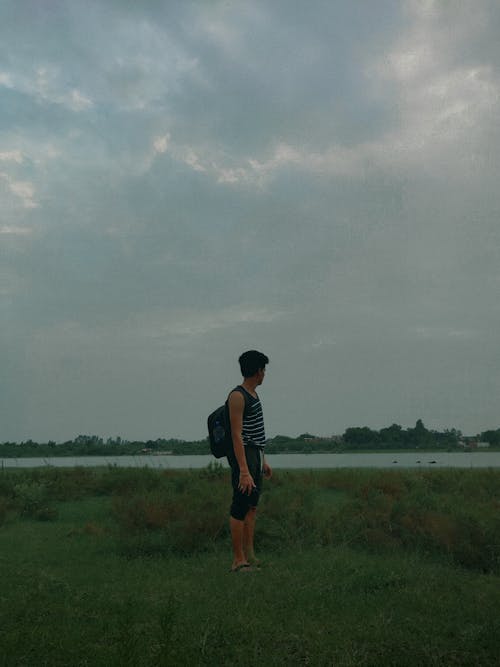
[1,467,499,665]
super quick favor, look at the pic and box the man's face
[256,367,266,385]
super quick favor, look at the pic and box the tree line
[1,421,499,457]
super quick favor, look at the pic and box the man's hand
[263,461,272,479]
[239,471,256,494]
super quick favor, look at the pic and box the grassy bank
[1,466,499,665]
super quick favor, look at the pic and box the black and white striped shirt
[237,385,266,447]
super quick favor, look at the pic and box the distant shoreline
[0,447,498,459]
[2,451,500,469]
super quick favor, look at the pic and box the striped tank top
[236,385,266,448]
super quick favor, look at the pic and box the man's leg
[230,517,247,569]
[228,448,261,571]
[243,507,257,562]
[228,450,249,570]
[243,449,262,564]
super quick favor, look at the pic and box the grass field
[1,466,499,666]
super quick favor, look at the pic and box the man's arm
[228,391,256,495]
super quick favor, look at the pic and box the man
[227,350,272,572]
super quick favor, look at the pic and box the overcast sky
[1,0,499,443]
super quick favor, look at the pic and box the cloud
[67,88,93,112]
[0,71,13,87]
[142,306,289,339]
[0,172,38,209]
[369,1,500,164]
[0,136,63,220]
[412,326,480,341]
[1,0,500,441]
[0,225,32,235]
[151,134,206,175]
[150,138,362,187]
[156,0,499,188]
[0,65,94,112]
[142,2,499,191]
[153,134,170,154]
[0,150,23,163]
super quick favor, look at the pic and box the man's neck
[241,378,258,396]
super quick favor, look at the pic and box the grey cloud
[1,0,500,441]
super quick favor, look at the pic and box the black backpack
[207,387,248,458]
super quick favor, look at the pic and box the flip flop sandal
[229,563,254,573]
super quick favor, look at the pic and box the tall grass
[1,465,499,571]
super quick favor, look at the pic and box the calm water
[1,452,499,469]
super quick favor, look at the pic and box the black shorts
[227,445,263,520]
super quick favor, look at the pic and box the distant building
[466,440,490,449]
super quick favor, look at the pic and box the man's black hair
[238,350,269,378]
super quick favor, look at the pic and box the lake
[1,451,500,469]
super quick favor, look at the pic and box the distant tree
[270,435,293,444]
[379,424,409,448]
[76,435,103,446]
[480,429,500,446]
[433,429,461,447]
[406,419,432,447]
[415,419,426,435]
[343,427,379,448]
